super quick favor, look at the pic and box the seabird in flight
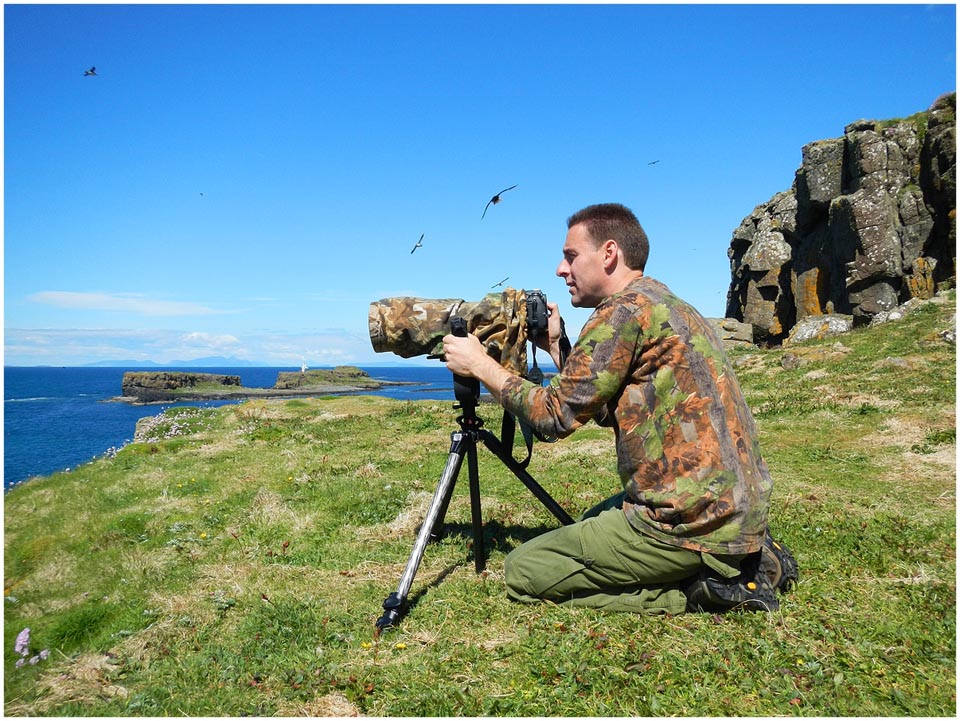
[481,184,518,219]
[410,233,424,254]
[83,66,97,76]
[491,276,510,289]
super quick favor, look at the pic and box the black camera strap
[558,317,571,369]
[502,319,573,467]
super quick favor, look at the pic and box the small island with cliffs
[115,366,407,404]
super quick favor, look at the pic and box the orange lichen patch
[794,268,826,318]
[906,257,937,300]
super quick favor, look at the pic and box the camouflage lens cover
[368,287,529,376]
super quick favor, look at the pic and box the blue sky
[4,2,956,367]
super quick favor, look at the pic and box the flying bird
[83,66,97,76]
[481,184,518,219]
[647,160,660,165]
[491,276,510,289]
[410,233,424,254]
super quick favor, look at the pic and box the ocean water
[3,365,457,490]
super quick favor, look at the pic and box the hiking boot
[759,530,799,593]
[683,553,780,613]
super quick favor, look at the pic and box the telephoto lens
[368,287,548,378]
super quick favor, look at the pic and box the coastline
[4,365,455,490]
[113,366,420,405]
[108,380,417,405]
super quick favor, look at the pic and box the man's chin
[569,292,598,309]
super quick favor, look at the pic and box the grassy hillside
[4,293,955,716]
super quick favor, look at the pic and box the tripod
[375,325,574,631]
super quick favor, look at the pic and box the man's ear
[601,239,620,270]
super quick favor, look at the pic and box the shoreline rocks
[115,366,409,405]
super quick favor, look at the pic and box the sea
[3,365,458,491]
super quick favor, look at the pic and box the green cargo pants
[503,492,743,614]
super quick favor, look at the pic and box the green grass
[4,293,956,716]
[874,91,954,144]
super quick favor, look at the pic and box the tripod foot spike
[375,592,403,631]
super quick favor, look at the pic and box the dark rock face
[727,93,956,344]
[121,372,241,402]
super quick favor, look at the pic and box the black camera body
[525,289,549,338]
[526,288,570,371]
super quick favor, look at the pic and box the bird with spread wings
[410,233,424,254]
[481,184,518,219]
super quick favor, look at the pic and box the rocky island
[116,366,402,404]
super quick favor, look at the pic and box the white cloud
[3,327,400,367]
[180,332,241,348]
[4,328,166,365]
[27,291,226,317]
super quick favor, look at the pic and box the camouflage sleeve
[499,300,642,438]
[593,406,615,427]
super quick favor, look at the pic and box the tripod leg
[466,440,485,573]
[427,435,464,540]
[479,429,575,526]
[376,432,468,631]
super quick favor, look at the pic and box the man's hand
[441,332,488,378]
[442,332,514,401]
[536,301,565,368]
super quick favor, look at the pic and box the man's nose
[556,260,568,277]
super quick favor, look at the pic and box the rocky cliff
[121,372,242,402]
[726,92,956,344]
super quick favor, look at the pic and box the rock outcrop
[121,372,241,402]
[726,93,956,344]
[707,317,755,348]
[118,367,398,404]
[273,366,375,389]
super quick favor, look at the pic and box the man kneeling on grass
[443,203,797,615]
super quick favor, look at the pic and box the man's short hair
[567,203,649,272]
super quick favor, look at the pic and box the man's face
[556,223,608,308]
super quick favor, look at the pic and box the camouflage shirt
[499,276,772,555]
